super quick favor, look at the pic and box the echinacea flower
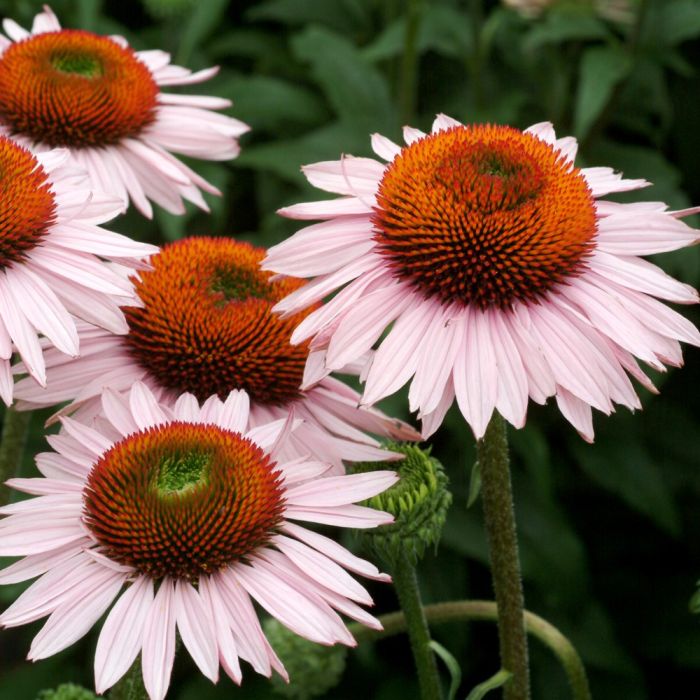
[14,237,419,471]
[0,6,249,218]
[0,134,156,405]
[0,382,397,700]
[264,116,700,441]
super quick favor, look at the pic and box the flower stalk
[353,600,591,700]
[392,552,443,700]
[108,660,147,700]
[477,413,530,699]
[0,406,31,505]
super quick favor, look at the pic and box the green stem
[477,413,530,699]
[392,553,443,700]
[109,660,147,700]
[352,601,591,700]
[399,0,422,125]
[0,407,31,505]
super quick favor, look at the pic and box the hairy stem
[0,407,31,505]
[352,601,591,700]
[477,413,530,699]
[109,660,147,700]
[392,553,443,699]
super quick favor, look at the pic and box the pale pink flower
[0,135,156,405]
[14,237,419,471]
[0,382,396,700]
[0,5,249,218]
[263,116,700,441]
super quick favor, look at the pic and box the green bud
[37,684,97,700]
[354,443,452,567]
[263,618,347,699]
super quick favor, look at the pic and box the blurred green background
[1,0,700,697]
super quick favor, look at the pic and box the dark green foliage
[0,0,699,698]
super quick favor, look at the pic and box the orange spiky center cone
[83,422,285,581]
[0,135,56,267]
[123,237,312,406]
[0,30,158,147]
[372,124,597,308]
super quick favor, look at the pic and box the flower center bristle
[51,51,103,77]
[83,422,285,582]
[372,124,597,308]
[210,265,274,304]
[0,30,158,147]
[124,237,312,406]
[156,451,210,494]
[0,136,56,268]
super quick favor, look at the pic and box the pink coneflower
[0,382,396,700]
[263,117,700,441]
[0,135,156,405]
[14,237,419,471]
[0,6,249,218]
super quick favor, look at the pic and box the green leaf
[291,26,395,133]
[571,433,681,535]
[247,0,371,33]
[207,29,284,60]
[654,0,700,46]
[215,75,326,132]
[467,460,481,507]
[524,8,610,51]
[465,669,512,700]
[362,6,473,63]
[175,0,229,65]
[155,207,188,241]
[429,641,462,700]
[689,580,700,614]
[574,45,631,140]
[236,121,371,182]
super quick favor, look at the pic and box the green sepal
[353,442,452,567]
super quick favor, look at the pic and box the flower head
[14,236,419,470]
[264,116,700,441]
[0,6,249,218]
[0,134,156,404]
[0,383,397,700]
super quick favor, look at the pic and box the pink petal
[370,133,401,161]
[198,576,242,685]
[233,563,340,644]
[284,503,394,528]
[285,471,398,507]
[130,382,169,429]
[95,576,154,694]
[29,570,125,660]
[273,535,372,604]
[142,578,177,700]
[302,157,384,196]
[556,387,595,442]
[174,579,219,683]
[281,522,390,581]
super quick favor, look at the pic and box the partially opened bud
[354,443,452,567]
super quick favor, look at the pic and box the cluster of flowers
[0,6,697,700]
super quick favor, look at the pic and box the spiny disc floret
[372,124,597,308]
[0,136,56,267]
[0,30,158,146]
[83,422,285,581]
[124,237,312,406]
